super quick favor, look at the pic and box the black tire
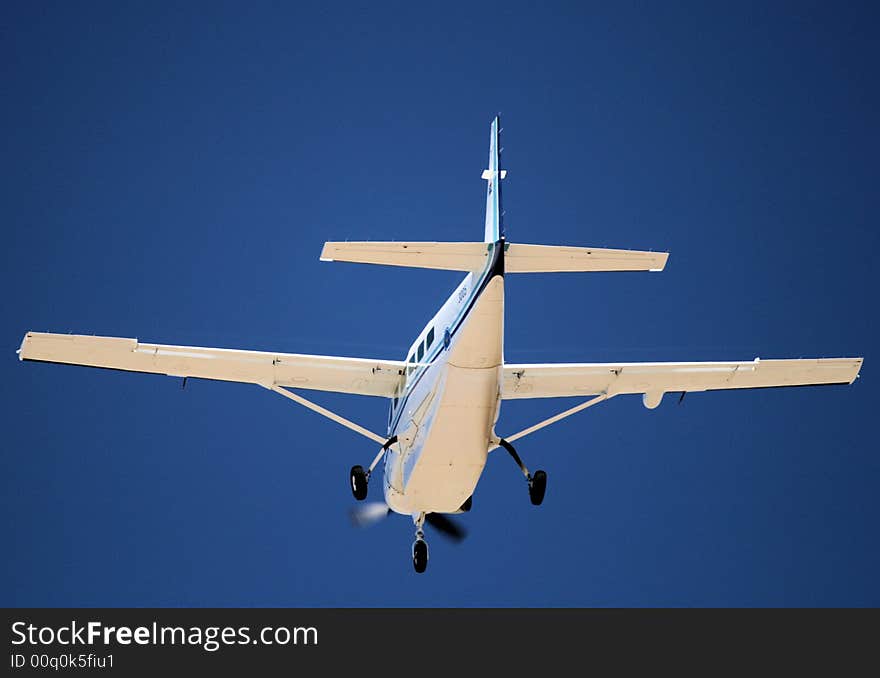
[528,470,547,506]
[349,465,368,501]
[412,539,428,573]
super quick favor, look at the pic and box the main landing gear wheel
[412,539,429,573]
[528,470,547,506]
[349,465,368,501]
[498,438,547,507]
[350,437,396,502]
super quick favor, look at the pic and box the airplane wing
[502,357,863,405]
[19,332,406,398]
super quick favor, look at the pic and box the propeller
[348,504,467,542]
[425,513,467,542]
[349,502,391,528]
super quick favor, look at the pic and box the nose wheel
[411,513,429,573]
[412,536,428,573]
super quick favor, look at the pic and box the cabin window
[426,327,434,349]
[417,341,424,361]
[408,354,415,376]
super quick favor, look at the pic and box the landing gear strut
[349,435,398,501]
[498,438,547,506]
[412,512,428,574]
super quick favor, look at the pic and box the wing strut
[496,392,613,447]
[266,385,386,444]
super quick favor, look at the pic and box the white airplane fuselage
[383,244,505,515]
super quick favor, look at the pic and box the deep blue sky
[2,2,877,606]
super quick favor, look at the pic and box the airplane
[19,116,863,573]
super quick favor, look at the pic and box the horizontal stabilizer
[320,241,667,273]
[505,243,668,273]
[321,242,492,271]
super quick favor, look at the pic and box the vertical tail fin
[482,115,506,243]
